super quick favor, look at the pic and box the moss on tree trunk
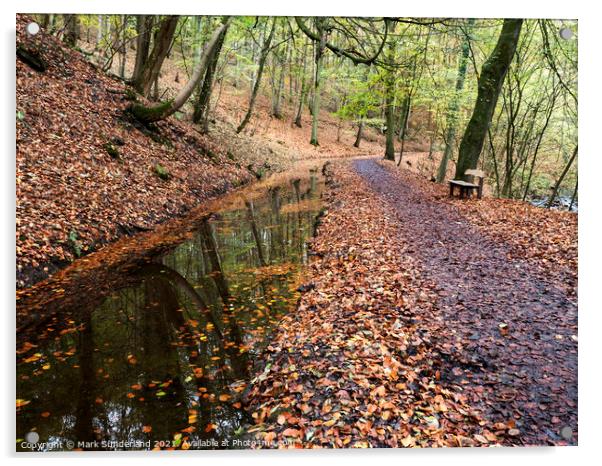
[454,19,523,181]
[129,100,174,124]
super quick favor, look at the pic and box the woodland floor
[246,159,577,448]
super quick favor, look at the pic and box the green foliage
[124,88,138,102]
[103,142,120,159]
[129,100,174,124]
[154,163,171,181]
[68,229,82,257]
[334,67,381,122]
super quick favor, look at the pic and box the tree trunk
[193,19,229,131]
[354,120,364,148]
[396,94,412,166]
[272,35,289,119]
[118,15,127,79]
[436,21,472,182]
[397,94,411,140]
[384,85,396,160]
[293,40,309,128]
[48,14,56,34]
[454,19,523,180]
[94,15,103,55]
[132,15,179,97]
[336,93,347,143]
[130,19,231,124]
[63,14,79,47]
[237,17,277,133]
[383,23,397,161]
[568,177,578,211]
[310,19,326,147]
[132,15,153,85]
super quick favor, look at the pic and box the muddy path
[354,158,577,445]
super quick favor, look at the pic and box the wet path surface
[354,159,577,445]
[16,169,324,451]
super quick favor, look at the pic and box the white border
[3,1,600,466]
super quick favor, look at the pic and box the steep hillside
[16,17,255,287]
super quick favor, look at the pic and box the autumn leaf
[16,399,30,408]
[281,428,301,438]
[204,423,216,433]
[401,436,415,447]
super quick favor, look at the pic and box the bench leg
[449,184,454,197]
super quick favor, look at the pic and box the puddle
[16,168,324,451]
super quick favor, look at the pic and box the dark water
[16,170,323,451]
[529,194,578,212]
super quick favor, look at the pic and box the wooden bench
[449,169,485,199]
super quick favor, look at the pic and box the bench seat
[449,169,485,199]
[449,180,478,188]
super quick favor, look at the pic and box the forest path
[354,158,578,445]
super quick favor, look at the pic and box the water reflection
[16,171,323,451]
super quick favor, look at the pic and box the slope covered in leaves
[16,15,255,288]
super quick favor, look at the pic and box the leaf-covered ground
[245,160,577,448]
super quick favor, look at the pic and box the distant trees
[237,17,277,134]
[37,13,577,204]
[294,17,388,146]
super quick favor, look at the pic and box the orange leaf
[281,428,301,438]
[205,423,216,432]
